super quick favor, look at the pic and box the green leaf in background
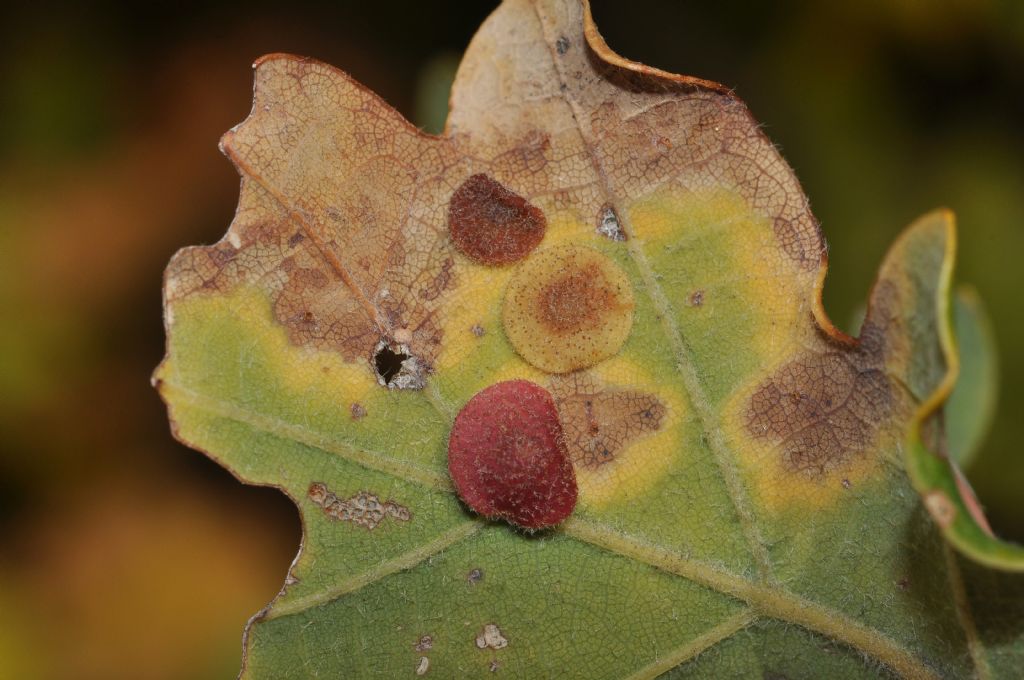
[156,0,1024,676]
[946,286,999,469]
[413,52,461,136]
[902,221,1023,573]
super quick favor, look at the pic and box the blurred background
[0,1,1021,678]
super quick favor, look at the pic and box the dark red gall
[447,380,577,529]
[447,174,546,266]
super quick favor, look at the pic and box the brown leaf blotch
[448,173,546,266]
[745,352,895,477]
[551,374,666,470]
[273,264,378,363]
[773,217,819,270]
[419,256,455,302]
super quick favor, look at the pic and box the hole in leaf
[372,340,428,390]
[374,344,409,385]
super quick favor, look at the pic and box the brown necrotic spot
[448,173,546,266]
[273,264,378,363]
[308,482,411,530]
[745,351,894,477]
[447,380,577,529]
[551,374,666,470]
[503,245,634,374]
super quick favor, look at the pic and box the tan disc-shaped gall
[502,245,635,373]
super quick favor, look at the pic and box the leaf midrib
[525,0,774,584]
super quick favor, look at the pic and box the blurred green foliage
[948,286,1000,468]
[0,1,1020,678]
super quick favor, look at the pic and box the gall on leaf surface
[154,0,1024,677]
[448,379,577,529]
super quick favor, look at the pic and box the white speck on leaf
[596,205,626,241]
[415,634,433,652]
[475,623,508,650]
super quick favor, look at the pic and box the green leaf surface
[156,0,1024,676]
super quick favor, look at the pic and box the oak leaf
[155,0,1024,676]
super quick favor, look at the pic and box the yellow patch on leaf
[176,286,377,405]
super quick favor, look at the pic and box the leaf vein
[161,380,451,491]
[529,0,772,579]
[943,543,991,679]
[623,609,757,680]
[221,135,386,333]
[563,517,940,680]
[264,521,483,621]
